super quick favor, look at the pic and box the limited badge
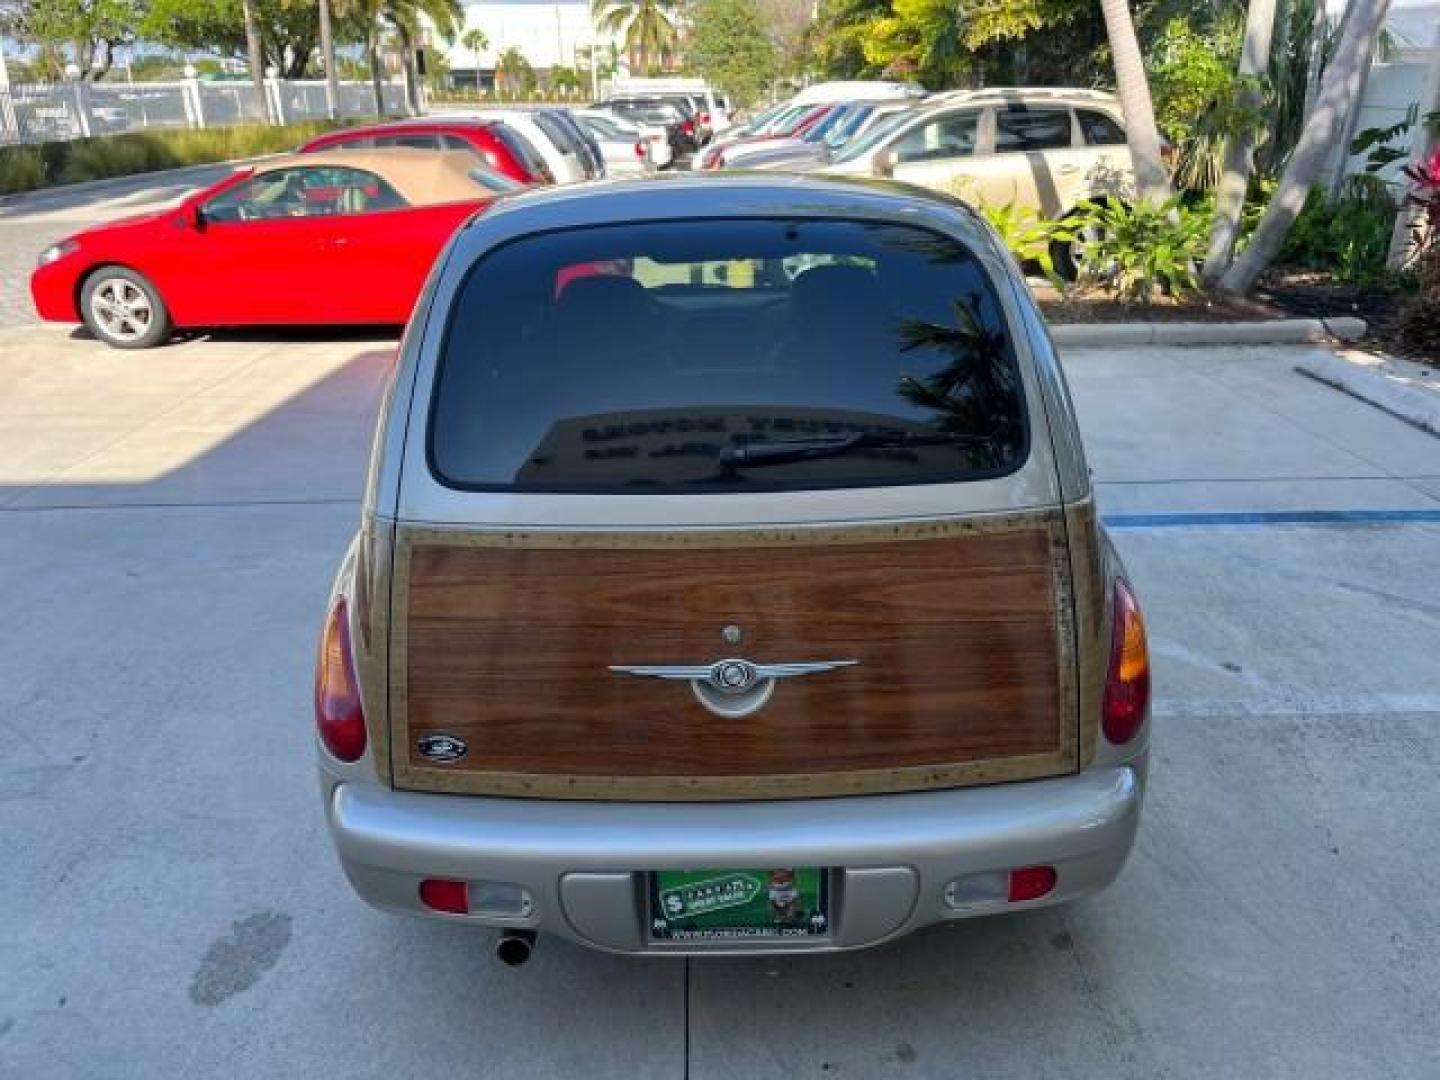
[417,733,467,763]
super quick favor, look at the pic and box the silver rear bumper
[325,761,1144,955]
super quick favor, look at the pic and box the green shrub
[1071,197,1210,303]
[0,120,340,196]
[1278,184,1395,284]
[978,202,1063,284]
[0,147,46,194]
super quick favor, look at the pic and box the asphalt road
[1,174,1438,1079]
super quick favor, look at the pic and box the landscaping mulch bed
[1034,271,1435,361]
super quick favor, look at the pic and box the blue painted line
[1103,509,1440,529]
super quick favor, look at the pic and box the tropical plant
[1398,148,1440,289]
[1072,197,1209,303]
[375,0,465,112]
[461,25,489,86]
[495,46,534,99]
[0,0,140,81]
[977,202,1063,285]
[1218,0,1397,294]
[591,0,680,74]
[1276,184,1394,284]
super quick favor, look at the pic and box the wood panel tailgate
[391,514,1077,799]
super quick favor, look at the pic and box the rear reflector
[944,866,1059,907]
[1008,866,1058,902]
[419,878,469,914]
[314,599,366,762]
[1102,579,1150,745]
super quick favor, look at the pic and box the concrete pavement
[1,310,1438,1072]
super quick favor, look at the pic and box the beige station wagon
[820,89,1137,277]
[314,174,1151,962]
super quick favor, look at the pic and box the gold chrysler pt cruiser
[314,173,1150,963]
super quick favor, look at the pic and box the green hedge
[0,121,343,196]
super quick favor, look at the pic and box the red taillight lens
[315,598,366,762]
[699,111,710,125]
[419,878,469,914]
[635,140,646,158]
[1102,579,1150,745]
[1008,866,1057,902]
[683,119,695,135]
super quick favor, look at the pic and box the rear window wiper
[718,431,998,469]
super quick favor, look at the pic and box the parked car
[605,96,702,153]
[694,104,835,170]
[713,101,892,170]
[300,117,553,185]
[473,108,597,183]
[578,107,673,169]
[31,150,504,348]
[612,78,732,133]
[315,173,1150,960]
[573,111,656,175]
[819,88,1137,278]
[600,99,694,156]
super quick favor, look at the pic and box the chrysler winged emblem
[608,656,858,718]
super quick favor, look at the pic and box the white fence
[0,77,408,146]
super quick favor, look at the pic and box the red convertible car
[31,149,505,348]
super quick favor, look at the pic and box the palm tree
[318,0,340,120]
[1097,0,1170,206]
[241,0,268,121]
[461,27,489,92]
[496,46,534,100]
[591,0,679,75]
[382,0,464,114]
[1219,0,1396,293]
[1201,0,1278,283]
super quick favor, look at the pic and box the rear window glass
[429,218,1026,493]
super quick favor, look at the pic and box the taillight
[1102,579,1149,744]
[1008,866,1058,902]
[635,140,646,159]
[419,878,469,914]
[315,598,366,762]
[683,119,695,135]
[699,111,710,125]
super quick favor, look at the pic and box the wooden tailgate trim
[390,513,1077,800]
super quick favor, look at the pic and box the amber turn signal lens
[1102,579,1150,745]
[315,598,367,762]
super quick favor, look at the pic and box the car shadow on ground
[66,324,402,348]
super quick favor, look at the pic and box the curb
[1294,352,1440,438]
[1051,317,1367,348]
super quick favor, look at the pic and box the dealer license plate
[648,868,830,942]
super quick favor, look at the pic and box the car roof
[256,149,494,205]
[926,86,1120,106]
[319,116,498,135]
[456,172,989,244]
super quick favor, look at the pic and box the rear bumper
[325,760,1144,955]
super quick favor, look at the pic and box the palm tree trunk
[1219,0,1395,294]
[318,0,341,120]
[369,37,386,115]
[241,0,269,121]
[1202,0,1279,283]
[1098,0,1171,206]
[395,21,420,115]
[1325,32,1378,203]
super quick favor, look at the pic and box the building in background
[442,0,628,93]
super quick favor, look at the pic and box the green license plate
[648,868,830,942]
